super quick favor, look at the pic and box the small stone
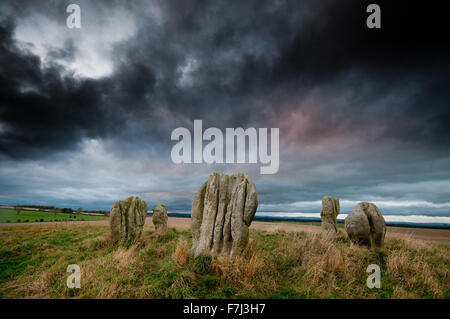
[109,196,147,248]
[152,203,168,235]
[320,196,340,233]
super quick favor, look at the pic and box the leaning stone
[191,172,258,257]
[109,196,147,248]
[345,202,386,248]
[320,196,340,233]
[152,203,168,235]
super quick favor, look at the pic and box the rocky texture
[320,196,340,233]
[152,203,168,235]
[191,172,258,257]
[345,202,386,248]
[109,196,147,248]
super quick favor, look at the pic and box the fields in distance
[0,208,106,223]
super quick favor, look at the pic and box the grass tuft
[191,254,212,274]
[172,238,190,267]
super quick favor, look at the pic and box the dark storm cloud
[0,20,107,158]
[269,1,449,82]
[127,0,450,149]
[229,0,450,149]
[46,38,77,62]
[1,0,449,159]
[0,18,159,159]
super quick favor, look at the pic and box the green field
[0,223,448,298]
[0,208,106,223]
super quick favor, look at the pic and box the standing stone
[320,196,340,233]
[109,196,147,248]
[345,202,386,248]
[152,203,168,235]
[191,172,258,258]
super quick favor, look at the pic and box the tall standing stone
[152,203,168,235]
[345,202,386,248]
[320,196,340,233]
[109,196,147,248]
[191,172,258,258]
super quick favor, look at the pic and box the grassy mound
[0,224,448,298]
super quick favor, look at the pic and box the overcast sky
[0,1,449,216]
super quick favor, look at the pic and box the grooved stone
[191,172,258,257]
[152,203,168,235]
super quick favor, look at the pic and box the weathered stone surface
[320,196,340,233]
[109,196,147,247]
[191,172,258,257]
[345,202,386,248]
[152,203,168,235]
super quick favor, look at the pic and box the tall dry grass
[172,238,190,267]
[212,240,265,280]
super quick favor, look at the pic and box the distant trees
[76,208,82,214]
[61,208,73,214]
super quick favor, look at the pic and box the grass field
[0,224,448,298]
[0,208,106,223]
